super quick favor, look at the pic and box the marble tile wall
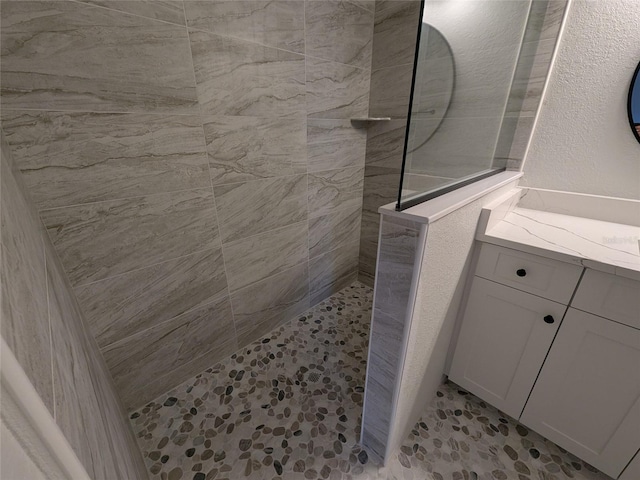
[361,214,422,460]
[1,0,374,410]
[359,1,422,286]
[0,134,149,479]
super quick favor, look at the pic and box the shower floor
[130,282,611,480]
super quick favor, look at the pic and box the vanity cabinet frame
[449,241,640,479]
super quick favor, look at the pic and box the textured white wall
[387,180,521,456]
[522,0,640,199]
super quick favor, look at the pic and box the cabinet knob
[543,315,555,324]
[516,268,527,277]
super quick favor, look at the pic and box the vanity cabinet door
[520,309,640,479]
[449,277,565,419]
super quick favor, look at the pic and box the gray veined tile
[374,216,419,318]
[309,204,362,259]
[75,247,229,349]
[0,1,198,113]
[364,119,407,168]
[213,174,307,243]
[223,221,308,293]
[1,111,210,209]
[348,0,376,13]
[185,0,304,53]
[46,248,115,480]
[363,166,401,215]
[75,0,186,25]
[41,189,220,287]
[189,30,305,117]
[358,209,382,285]
[0,141,53,415]
[231,263,310,348]
[371,0,421,71]
[103,296,236,407]
[308,166,364,219]
[369,307,405,359]
[203,115,306,185]
[121,340,235,411]
[369,64,414,118]
[305,0,373,69]
[307,119,367,173]
[306,57,370,119]
[309,241,360,305]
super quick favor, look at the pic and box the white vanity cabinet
[520,308,640,479]
[448,277,566,419]
[449,243,581,419]
[450,241,640,478]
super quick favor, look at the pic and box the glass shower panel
[398,0,534,209]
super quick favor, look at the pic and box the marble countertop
[477,192,640,281]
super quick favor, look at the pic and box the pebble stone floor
[130,282,612,480]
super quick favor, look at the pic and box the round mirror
[629,61,640,143]
[406,23,455,153]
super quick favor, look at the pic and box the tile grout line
[304,0,312,306]
[100,290,231,354]
[67,0,188,28]
[43,237,56,422]
[37,185,215,214]
[35,164,364,215]
[72,245,220,289]
[69,195,360,292]
[185,0,242,350]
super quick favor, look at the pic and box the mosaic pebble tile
[131,282,612,480]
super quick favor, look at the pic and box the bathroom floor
[130,282,611,480]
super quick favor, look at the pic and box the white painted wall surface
[522,0,640,199]
[386,180,521,457]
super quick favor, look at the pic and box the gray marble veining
[231,263,310,347]
[214,174,307,243]
[307,119,367,173]
[0,141,53,415]
[358,210,381,287]
[308,166,365,218]
[1,111,210,209]
[41,188,220,287]
[185,0,304,53]
[203,115,306,185]
[306,57,370,119]
[103,296,236,409]
[309,241,360,305]
[189,30,305,117]
[309,204,362,259]
[0,1,198,113]
[362,166,401,215]
[371,0,421,70]
[223,221,309,293]
[1,134,148,479]
[47,250,122,480]
[361,214,421,460]
[77,0,186,25]
[373,215,420,319]
[349,0,376,12]
[364,119,407,168]
[75,247,229,349]
[305,0,374,69]
[368,64,414,118]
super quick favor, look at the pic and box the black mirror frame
[628,61,640,144]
